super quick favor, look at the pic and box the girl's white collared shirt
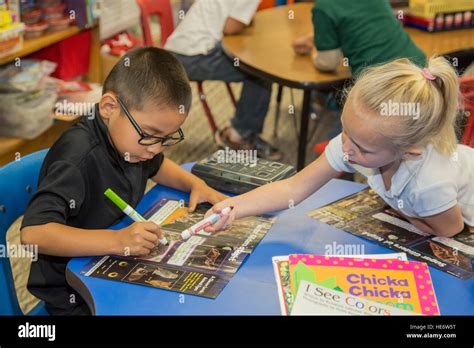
[325,133,474,226]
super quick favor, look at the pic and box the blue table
[66,164,474,315]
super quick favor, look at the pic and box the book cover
[272,253,407,315]
[289,254,440,315]
[291,280,419,316]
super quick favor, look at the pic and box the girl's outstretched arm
[206,153,341,231]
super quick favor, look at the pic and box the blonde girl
[206,56,474,237]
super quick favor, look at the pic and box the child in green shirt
[292,0,426,140]
[293,0,426,76]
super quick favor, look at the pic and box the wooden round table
[222,2,474,169]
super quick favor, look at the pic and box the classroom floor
[163,82,338,165]
[8,80,343,314]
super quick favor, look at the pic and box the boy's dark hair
[103,47,192,113]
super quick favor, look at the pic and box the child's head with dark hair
[98,47,192,163]
[103,47,192,112]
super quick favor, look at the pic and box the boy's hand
[203,200,236,233]
[115,221,162,256]
[188,182,228,212]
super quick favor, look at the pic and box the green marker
[104,188,168,245]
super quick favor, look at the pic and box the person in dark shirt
[20,47,227,315]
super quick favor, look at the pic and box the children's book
[272,252,407,315]
[307,188,474,279]
[291,280,419,316]
[272,255,292,315]
[81,198,276,298]
[289,254,440,315]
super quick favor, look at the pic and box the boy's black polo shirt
[21,104,164,315]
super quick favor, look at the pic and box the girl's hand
[203,200,237,233]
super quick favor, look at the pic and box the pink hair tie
[422,68,436,81]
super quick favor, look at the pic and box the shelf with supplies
[0,25,81,66]
[0,22,100,167]
[0,117,78,167]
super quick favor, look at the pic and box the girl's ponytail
[424,56,461,154]
[347,56,461,156]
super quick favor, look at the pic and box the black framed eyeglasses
[116,95,185,146]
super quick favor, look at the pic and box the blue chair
[0,149,49,315]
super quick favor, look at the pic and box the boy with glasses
[20,47,227,315]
